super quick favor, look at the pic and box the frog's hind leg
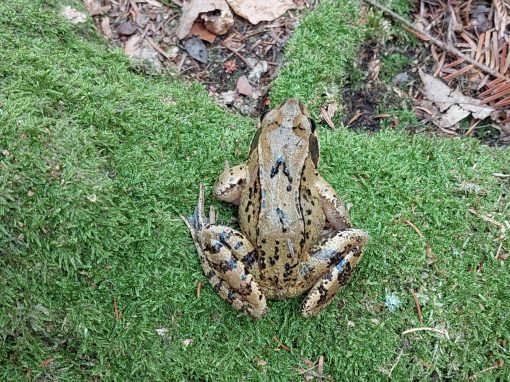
[182,184,267,319]
[300,229,368,317]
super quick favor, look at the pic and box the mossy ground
[1,0,509,381]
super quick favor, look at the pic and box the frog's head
[260,99,316,136]
[251,99,319,167]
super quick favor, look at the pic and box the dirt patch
[85,0,313,116]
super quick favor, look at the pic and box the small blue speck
[335,259,346,272]
[385,293,401,312]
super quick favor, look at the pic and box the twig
[402,326,449,339]
[388,349,404,377]
[220,42,254,69]
[362,0,506,79]
[405,220,424,238]
[468,208,507,240]
[410,289,423,324]
[196,281,202,298]
[272,336,292,352]
[468,360,504,380]
[146,37,171,59]
[113,297,121,320]
[317,355,324,382]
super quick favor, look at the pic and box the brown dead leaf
[176,0,233,40]
[226,0,302,24]
[419,70,493,127]
[237,75,254,96]
[426,244,436,265]
[124,35,142,58]
[101,17,112,38]
[224,59,237,73]
[40,358,54,367]
[320,106,336,130]
[190,22,217,43]
[84,0,108,16]
[202,9,233,35]
[117,21,138,36]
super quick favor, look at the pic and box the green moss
[1,0,509,381]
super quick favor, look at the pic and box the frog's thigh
[213,163,247,204]
[301,228,368,317]
[198,225,267,318]
[315,175,352,230]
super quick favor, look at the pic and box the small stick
[468,208,506,240]
[468,361,504,380]
[362,0,505,79]
[317,355,324,381]
[272,336,292,352]
[402,326,449,338]
[220,42,254,69]
[405,220,424,238]
[196,281,202,298]
[388,349,404,377]
[113,297,121,320]
[410,289,423,323]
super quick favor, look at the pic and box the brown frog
[182,99,368,318]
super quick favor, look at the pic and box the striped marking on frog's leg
[182,184,266,318]
[201,229,266,319]
[300,228,368,317]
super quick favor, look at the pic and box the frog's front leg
[182,184,267,319]
[316,175,352,230]
[213,161,247,205]
[300,228,368,317]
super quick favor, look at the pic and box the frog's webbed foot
[182,184,267,319]
[300,228,368,317]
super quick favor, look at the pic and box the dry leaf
[202,9,233,35]
[84,0,106,16]
[224,59,237,73]
[87,194,97,202]
[237,75,254,96]
[60,6,87,24]
[124,35,142,58]
[190,22,217,43]
[419,70,494,128]
[225,0,301,24]
[176,0,233,40]
[184,37,208,64]
[117,21,138,36]
[257,359,267,366]
[101,17,112,37]
[40,358,54,367]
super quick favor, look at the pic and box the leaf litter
[362,0,510,146]
[85,0,314,116]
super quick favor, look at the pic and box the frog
[182,99,368,318]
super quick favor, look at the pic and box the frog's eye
[309,118,316,133]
